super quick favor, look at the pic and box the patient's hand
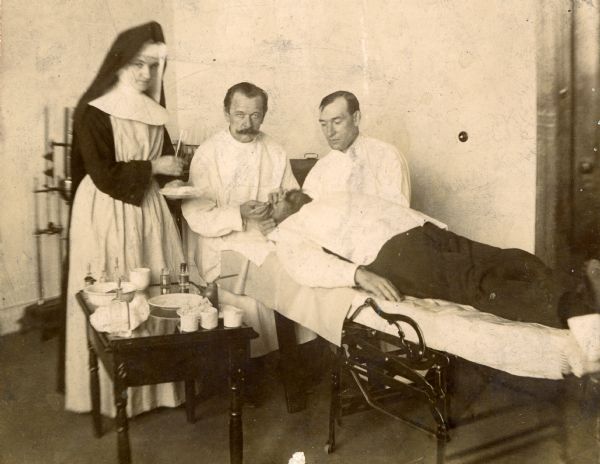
[354,267,404,302]
[241,200,270,220]
[246,217,276,236]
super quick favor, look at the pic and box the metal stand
[326,298,451,464]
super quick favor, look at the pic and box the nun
[65,21,186,416]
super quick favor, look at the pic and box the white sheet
[347,295,584,380]
[227,252,586,380]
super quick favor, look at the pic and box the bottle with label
[84,264,96,287]
[160,268,171,295]
[179,263,190,293]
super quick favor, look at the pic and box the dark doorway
[536,0,600,273]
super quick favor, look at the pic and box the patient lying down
[263,190,600,365]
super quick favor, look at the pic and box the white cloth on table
[302,135,411,206]
[269,192,446,288]
[89,294,150,337]
[65,116,185,417]
[182,129,298,282]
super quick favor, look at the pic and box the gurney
[219,250,599,463]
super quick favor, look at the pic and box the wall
[0,1,175,333]
[171,0,536,248]
[1,0,537,332]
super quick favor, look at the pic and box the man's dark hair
[223,82,268,114]
[319,90,360,114]
[285,189,313,214]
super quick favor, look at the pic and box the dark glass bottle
[84,264,96,287]
[160,268,170,295]
[204,281,219,309]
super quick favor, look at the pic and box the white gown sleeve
[378,146,411,207]
[182,147,243,237]
[300,163,322,199]
[275,234,358,288]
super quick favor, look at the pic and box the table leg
[185,379,196,423]
[88,338,102,437]
[114,364,131,464]
[229,343,246,464]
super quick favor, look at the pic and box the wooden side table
[76,291,258,464]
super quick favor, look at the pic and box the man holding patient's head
[303,90,411,207]
[182,82,299,358]
[183,82,298,280]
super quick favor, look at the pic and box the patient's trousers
[365,223,590,328]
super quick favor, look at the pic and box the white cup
[223,305,244,328]
[178,311,199,333]
[200,307,218,330]
[129,267,151,291]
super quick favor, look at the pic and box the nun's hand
[152,156,185,176]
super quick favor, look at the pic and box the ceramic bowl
[84,281,137,307]
[147,293,206,319]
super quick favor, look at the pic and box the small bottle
[160,268,171,295]
[84,264,96,287]
[109,278,131,332]
[178,263,190,293]
[113,257,125,282]
[98,270,108,283]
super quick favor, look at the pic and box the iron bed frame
[323,297,600,464]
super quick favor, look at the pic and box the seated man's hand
[354,266,404,302]
[246,217,277,236]
[268,188,287,205]
[240,200,270,220]
[163,179,187,189]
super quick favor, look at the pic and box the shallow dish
[147,293,206,318]
[84,281,137,307]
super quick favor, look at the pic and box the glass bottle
[179,263,190,293]
[108,278,131,332]
[84,263,96,287]
[113,257,125,283]
[98,270,108,283]
[160,268,171,295]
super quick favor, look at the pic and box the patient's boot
[568,313,600,363]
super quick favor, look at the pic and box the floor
[0,330,598,464]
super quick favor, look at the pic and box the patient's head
[271,189,313,224]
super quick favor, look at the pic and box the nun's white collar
[89,80,168,126]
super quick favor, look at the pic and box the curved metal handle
[363,298,427,359]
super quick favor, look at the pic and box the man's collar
[341,133,361,154]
